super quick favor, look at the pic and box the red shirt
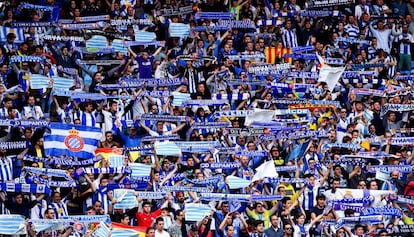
[136,208,162,227]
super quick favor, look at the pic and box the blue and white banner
[169,23,190,37]
[94,222,111,237]
[0,26,25,43]
[113,189,138,209]
[160,6,193,16]
[391,137,414,145]
[11,22,55,28]
[0,215,26,235]
[43,35,85,42]
[212,93,250,101]
[183,99,228,106]
[185,203,211,221]
[362,207,402,217]
[75,15,110,22]
[367,165,413,173]
[0,183,51,194]
[194,12,233,20]
[134,191,165,199]
[0,141,27,150]
[52,76,74,90]
[111,39,128,54]
[333,189,395,206]
[288,71,319,78]
[135,31,156,42]
[325,143,361,150]
[107,182,148,191]
[395,75,414,81]
[216,20,255,29]
[200,162,240,169]
[25,167,70,179]
[60,23,102,30]
[108,155,124,168]
[227,54,267,61]
[86,35,108,49]
[30,74,50,90]
[31,176,77,188]
[129,163,152,179]
[161,186,211,193]
[177,141,219,152]
[214,110,253,118]
[264,177,306,183]
[10,56,43,63]
[306,0,351,8]
[154,141,181,156]
[226,175,250,189]
[139,114,187,122]
[172,92,191,106]
[200,193,251,202]
[44,123,102,159]
[337,37,371,45]
[192,122,230,129]
[382,104,414,116]
[110,19,153,26]
[351,88,384,97]
[141,135,180,142]
[248,63,291,75]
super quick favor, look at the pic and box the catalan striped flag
[264,46,292,64]
[112,222,146,237]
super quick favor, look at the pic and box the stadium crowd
[1,0,414,236]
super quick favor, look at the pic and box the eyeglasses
[285,227,292,230]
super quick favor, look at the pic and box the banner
[391,137,414,145]
[43,35,85,42]
[154,141,181,156]
[367,165,413,173]
[44,123,102,159]
[200,162,240,169]
[169,23,190,37]
[113,189,138,209]
[185,203,211,221]
[0,141,27,150]
[129,163,152,179]
[226,175,251,189]
[382,104,414,116]
[0,215,26,235]
[216,20,255,29]
[160,6,193,16]
[194,12,233,20]
[135,31,156,42]
[306,0,351,8]
[110,19,153,26]
[25,167,70,179]
[0,183,51,195]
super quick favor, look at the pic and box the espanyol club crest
[64,127,84,152]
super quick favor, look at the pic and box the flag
[95,148,124,167]
[185,203,211,221]
[171,92,191,106]
[30,74,50,90]
[94,221,111,237]
[52,76,74,90]
[129,163,152,178]
[244,109,275,127]
[226,175,251,189]
[0,215,26,235]
[0,26,25,43]
[112,39,128,54]
[154,141,181,156]
[44,123,102,159]
[251,160,278,183]
[265,46,292,64]
[113,189,138,209]
[288,139,310,161]
[169,23,190,37]
[134,31,156,42]
[317,54,345,92]
[86,35,108,49]
[333,189,395,206]
[112,222,146,237]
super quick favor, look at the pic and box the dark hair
[155,217,164,224]
[146,227,155,234]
